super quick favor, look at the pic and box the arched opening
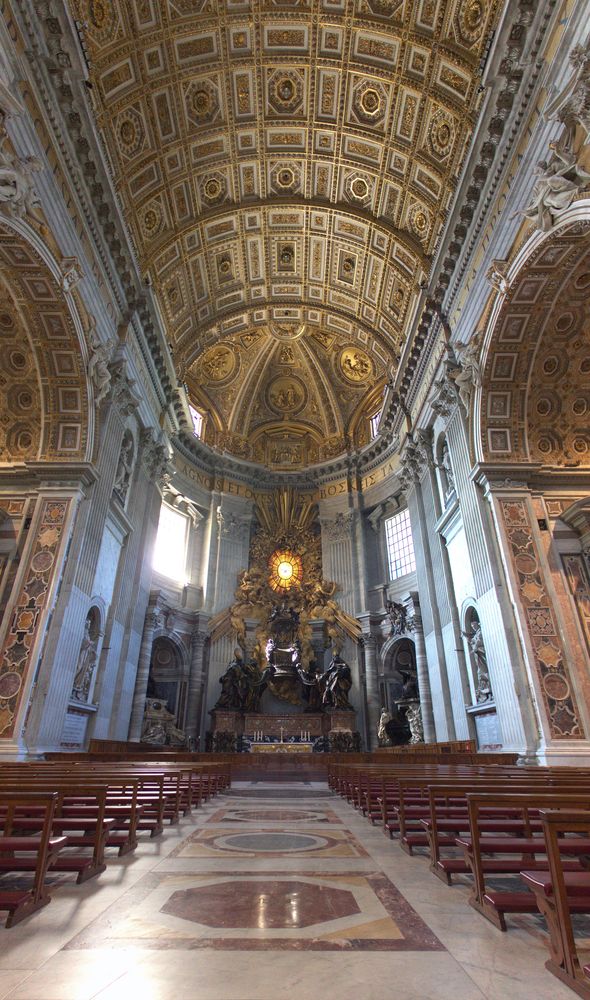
[0,222,91,464]
[146,636,188,732]
[478,215,590,467]
[381,636,417,746]
[476,210,590,748]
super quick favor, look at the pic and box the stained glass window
[268,548,303,591]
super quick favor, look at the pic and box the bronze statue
[297,659,322,712]
[322,652,353,709]
[214,650,244,710]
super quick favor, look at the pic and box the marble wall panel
[498,498,584,741]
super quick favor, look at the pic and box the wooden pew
[457,792,590,930]
[0,791,68,927]
[0,782,115,883]
[521,810,590,999]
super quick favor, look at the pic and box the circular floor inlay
[218,832,328,853]
[229,809,321,822]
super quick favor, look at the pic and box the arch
[147,632,190,729]
[477,202,590,466]
[0,221,93,463]
[381,635,417,703]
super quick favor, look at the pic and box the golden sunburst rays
[255,487,316,539]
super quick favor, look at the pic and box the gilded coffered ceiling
[71,0,502,468]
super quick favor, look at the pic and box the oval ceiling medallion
[198,343,238,385]
[339,346,373,383]
[266,375,307,416]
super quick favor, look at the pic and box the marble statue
[113,431,134,504]
[0,134,44,224]
[387,600,408,636]
[516,140,590,232]
[440,438,456,501]
[464,619,493,703]
[450,334,482,411]
[87,320,112,406]
[141,697,185,746]
[71,610,98,702]
[378,707,393,746]
[404,702,424,744]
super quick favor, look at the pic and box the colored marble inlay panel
[170,827,368,859]
[0,498,70,739]
[499,498,583,739]
[64,871,445,952]
[205,806,342,824]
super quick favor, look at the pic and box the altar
[208,603,360,752]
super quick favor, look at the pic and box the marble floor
[0,780,579,1000]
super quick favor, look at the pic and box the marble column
[128,607,160,740]
[408,591,436,743]
[407,476,456,739]
[185,625,208,747]
[359,624,380,750]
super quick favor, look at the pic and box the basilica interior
[2,0,590,997]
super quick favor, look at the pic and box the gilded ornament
[457,0,485,45]
[72,0,498,472]
[340,346,373,383]
[199,344,237,384]
[267,375,306,415]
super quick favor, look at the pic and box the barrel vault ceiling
[71,0,502,469]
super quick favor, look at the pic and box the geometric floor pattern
[0,780,580,999]
[65,869,444,952]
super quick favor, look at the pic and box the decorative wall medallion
[199,344,237,384]
[276,242,296,273]
[267,375,306,415]
[409,203,431,242]
[340,346,373,383]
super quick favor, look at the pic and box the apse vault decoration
[209,489,360,706]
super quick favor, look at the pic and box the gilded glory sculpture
[208,489,361,710]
